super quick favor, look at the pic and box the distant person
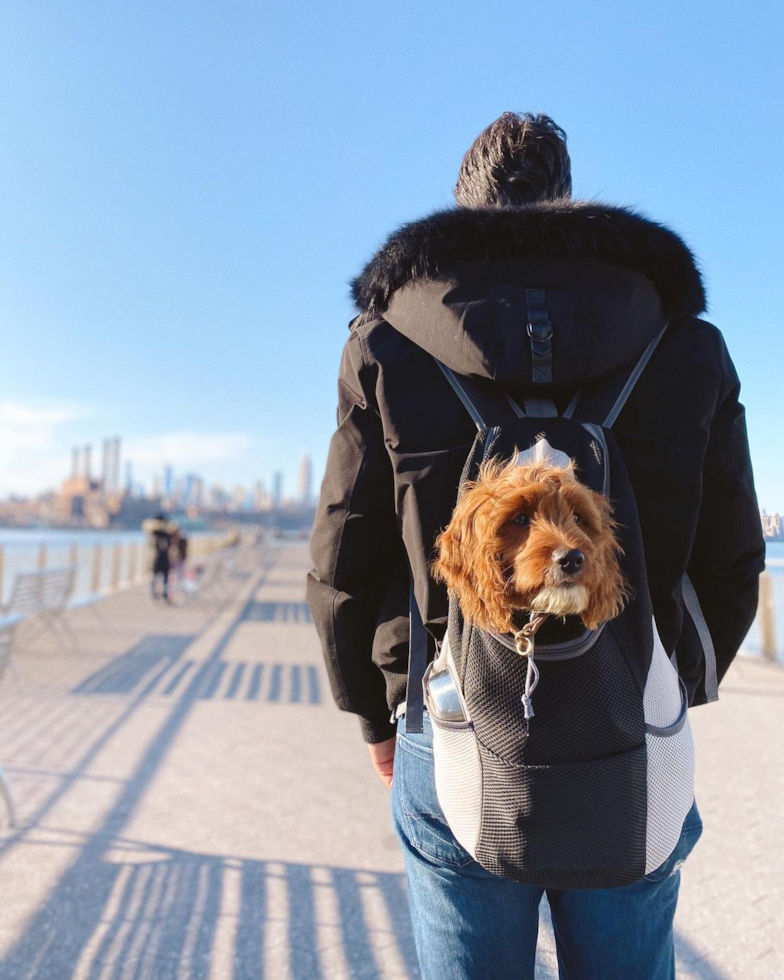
[143,513,177,602]
[307,112,764,978]
[170,528,189,597]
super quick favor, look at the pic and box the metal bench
[0,613,23,826]
[1,565,78,652]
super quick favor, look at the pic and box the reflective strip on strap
[682,573,719,702]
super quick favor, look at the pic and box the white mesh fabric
[431,720,483,858]
[644,717,695,874]
[644,618,683,728]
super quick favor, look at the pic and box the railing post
[0,545,4,605]
[38,544,47,571]
[112,543,122,590]
[759,571,776,662]
[92,545,102,594]
[129,543,137,584]
[69,542,79,566]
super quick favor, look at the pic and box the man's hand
[367,736,396,788]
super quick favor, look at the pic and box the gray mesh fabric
[431,719,483,858]
[645,717,695,874]
[644,618,684,728]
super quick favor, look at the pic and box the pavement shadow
[72,653,322,704]
[3,554,395,979]
[0,841,418,979]
[241,600,313,624]
[72,634,192,695]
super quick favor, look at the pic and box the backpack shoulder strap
[436,362,558,426]
[568,320,671,427]
[404,583,429,734]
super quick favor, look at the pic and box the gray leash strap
[405,583,428,734]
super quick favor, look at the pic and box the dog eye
[512,513,530,527]
[574,513,582,524]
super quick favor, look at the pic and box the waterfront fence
[742,559,784,663]
[0,533,236,609]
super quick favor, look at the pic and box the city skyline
[0,430,315,526]
[0,404,316,507]
[1,429,782,544]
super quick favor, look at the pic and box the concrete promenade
[0,541,781,979]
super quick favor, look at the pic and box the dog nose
[554,549,584,575]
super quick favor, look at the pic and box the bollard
[38,544,47,571]
[759,572,776,662]
[69,543,79,595]
[112,543,122,590]
[92,545,102,594]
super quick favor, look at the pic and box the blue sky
[0,1,781,509]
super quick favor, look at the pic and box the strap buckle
[526,319,553,343]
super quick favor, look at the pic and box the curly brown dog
[433,441,629,635]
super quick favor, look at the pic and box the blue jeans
[392,711,702,980]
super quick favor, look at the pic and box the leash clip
[514,632,535,657]
[513,612,549,720]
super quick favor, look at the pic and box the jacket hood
[350,201,706,393]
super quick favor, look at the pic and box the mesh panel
[464,625,644,767]
[644,619,683,728]
[645,719,695,874]
[431,720,483,858]
[475,741,648,888]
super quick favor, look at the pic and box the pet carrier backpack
[404,302,709,889]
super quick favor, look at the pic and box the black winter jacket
[307,202,765,744]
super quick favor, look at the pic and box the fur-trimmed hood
[350,201,706,393]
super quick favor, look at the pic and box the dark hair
[454,112,572,208]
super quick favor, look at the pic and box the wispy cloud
[124,431,256,471]
[0,400,86,496]
[0,401,258,497]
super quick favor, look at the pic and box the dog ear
[581,510,631,630]
[432,483,514,634]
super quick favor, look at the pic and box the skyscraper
[272,471,283,507]
[298,454,312,503]
[111,437,121,492]
[101,438,111,487]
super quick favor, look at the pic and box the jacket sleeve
[686,336,766,692]
[306,329,401,743]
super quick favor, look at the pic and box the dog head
[433,451,629,635]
